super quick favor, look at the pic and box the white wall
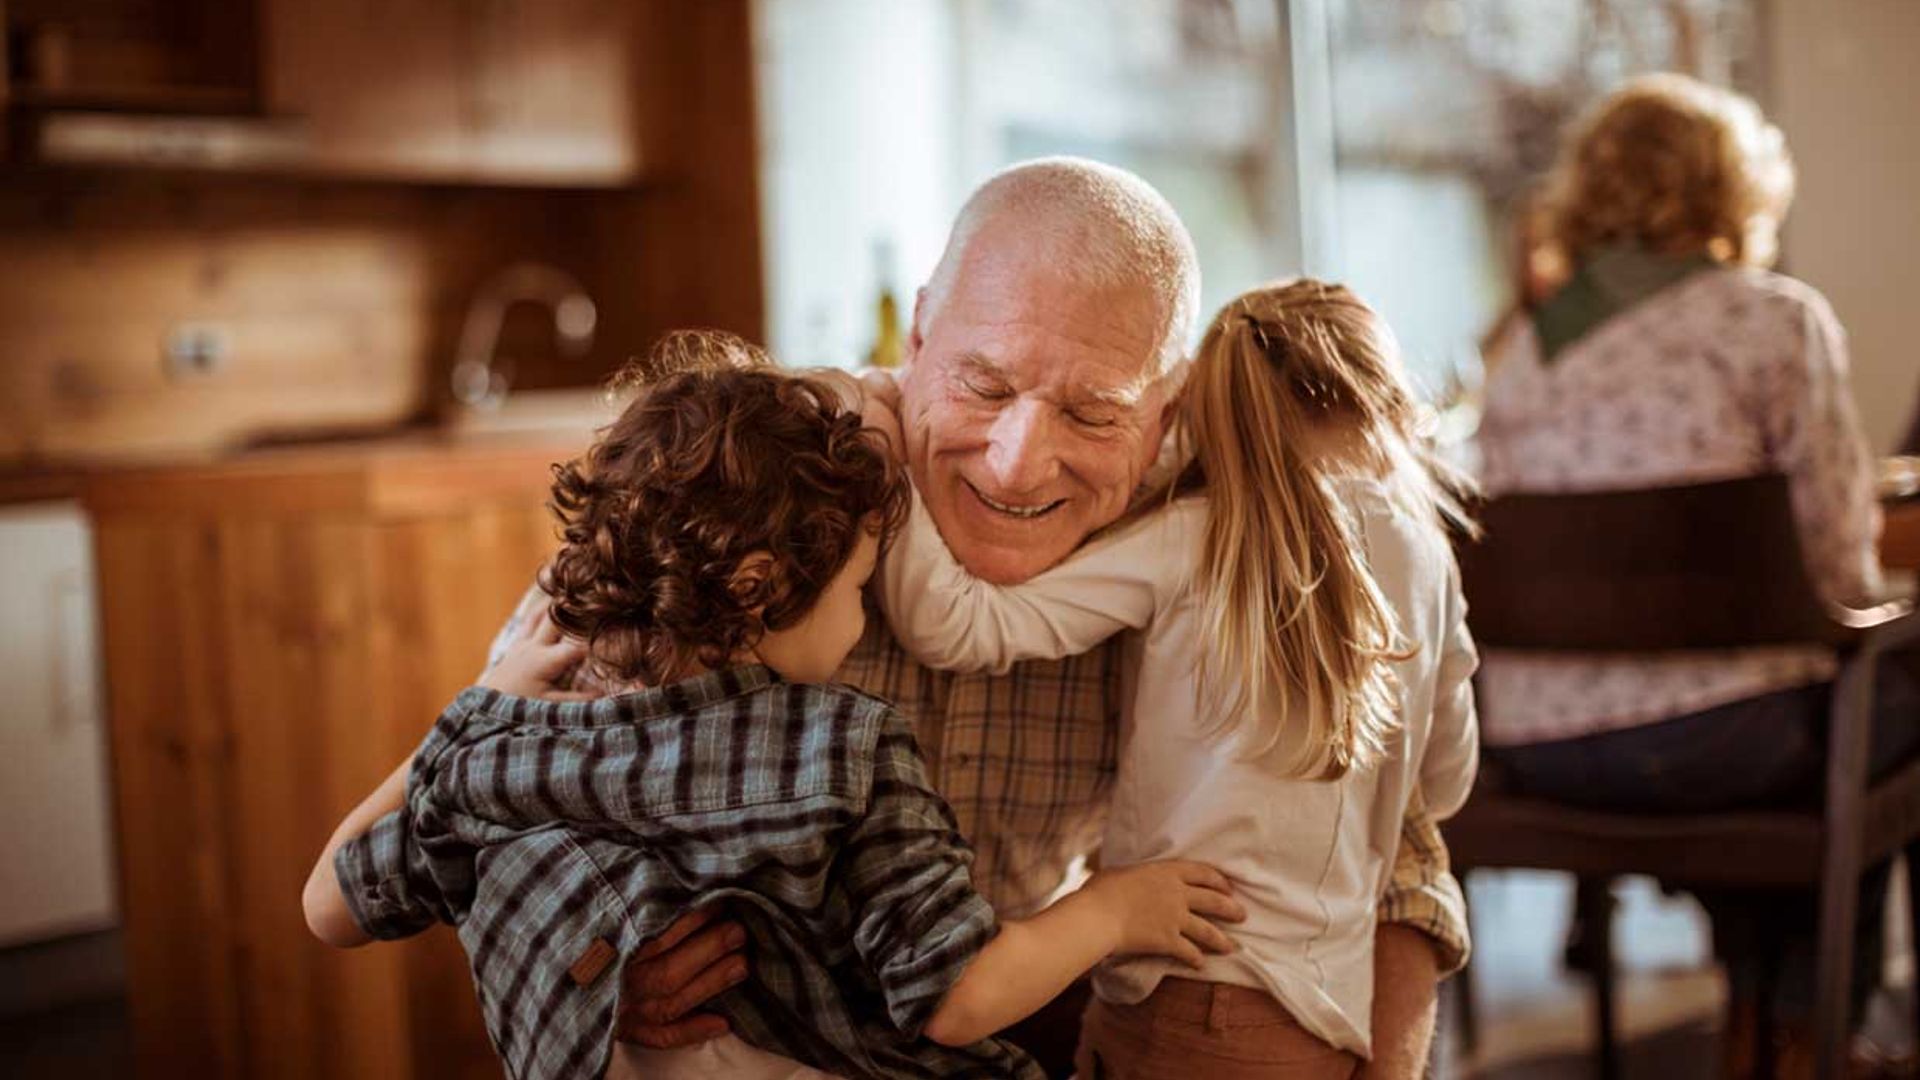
[1769,0,1920,452]
[753,0,963,369]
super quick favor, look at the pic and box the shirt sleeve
[332,695,476,940]
[1420,566,1481,821]
[878,488,1202,675]
[1762,290,1888,607]
[1378,790,1471,975]
[843,708,1000,1037]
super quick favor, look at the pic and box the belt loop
[1205,981,1227,1033]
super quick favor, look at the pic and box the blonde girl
[874,279,1480,1078]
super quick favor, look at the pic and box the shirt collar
[467,664,782,728]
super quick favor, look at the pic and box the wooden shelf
[7,85,260,115]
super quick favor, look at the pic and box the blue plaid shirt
[336,665,1041,1080]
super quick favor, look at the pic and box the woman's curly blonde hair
[1541,73,1795,268]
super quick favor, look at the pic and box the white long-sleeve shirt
[878,472,1479,1056]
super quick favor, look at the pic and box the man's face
[897,239,1174,584]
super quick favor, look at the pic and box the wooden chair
[1445,475,1920,1080]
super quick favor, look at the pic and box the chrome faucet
[449,263,598,408]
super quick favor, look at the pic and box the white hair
[922,157,1201,376]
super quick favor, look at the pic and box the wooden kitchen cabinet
[260,0,642,186]
[6,0,645,185]
[464,0,641,185]
[84,435,581,1079]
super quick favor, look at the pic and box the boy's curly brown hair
[539,332,908,686]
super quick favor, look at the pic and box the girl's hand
[1083,860,1246,968]
[479,596,594,700]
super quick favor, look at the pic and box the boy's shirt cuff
[334,808,438,941]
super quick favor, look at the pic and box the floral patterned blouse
[1474,265,1889,746]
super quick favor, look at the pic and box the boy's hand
[615,907,750,1048]
[478,596,593,700]
[1083,860,1245,968]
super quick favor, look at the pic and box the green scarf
[1531,244,1721,364]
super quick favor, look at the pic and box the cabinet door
[262,0,640,186]
[0,501,116,946]
[467,0,641,185]
[261,0,473,181]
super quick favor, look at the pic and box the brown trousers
[1073,978,1362,1080]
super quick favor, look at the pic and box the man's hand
[1358,923,1441,1080]
[614,907,751,1049]
[477,596,592,700]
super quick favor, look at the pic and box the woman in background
[1474,74,1915,1079]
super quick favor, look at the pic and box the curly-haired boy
[300,336,1241,1080]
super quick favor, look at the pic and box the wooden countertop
[78,429,591,518]
[0,465,93,506]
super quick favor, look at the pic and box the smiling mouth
[965,480,1066,520]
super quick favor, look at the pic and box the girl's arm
[881,488,1205,675]
[923,860,1244,1047]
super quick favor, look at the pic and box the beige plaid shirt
[489,587,1470,972]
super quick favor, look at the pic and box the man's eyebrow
[953,352,1009,381]
[1071,382,1144,410]
[954,350,1145,408]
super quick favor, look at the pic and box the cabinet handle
[49,567,92,738]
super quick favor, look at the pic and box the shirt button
[951,753,972,768]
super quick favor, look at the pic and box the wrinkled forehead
[927,250,1171,397]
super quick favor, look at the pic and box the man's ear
[1155,362,1191,433]
[1157,394,1181,433]
[905,287,928,365]
[728,551,777,608]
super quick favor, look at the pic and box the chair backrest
[1460,474,1849,652]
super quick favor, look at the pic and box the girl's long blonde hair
[1162,279,1473,779]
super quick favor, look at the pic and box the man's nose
[983,399,1062,492]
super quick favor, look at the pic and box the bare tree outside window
[1323,0,1764,406]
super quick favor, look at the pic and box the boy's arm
[846,710,1243,1047]
[303,605,589,948]
[303,758,411,947]
[879,490,1201,675]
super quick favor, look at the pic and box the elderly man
[546,158,1466,1076]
